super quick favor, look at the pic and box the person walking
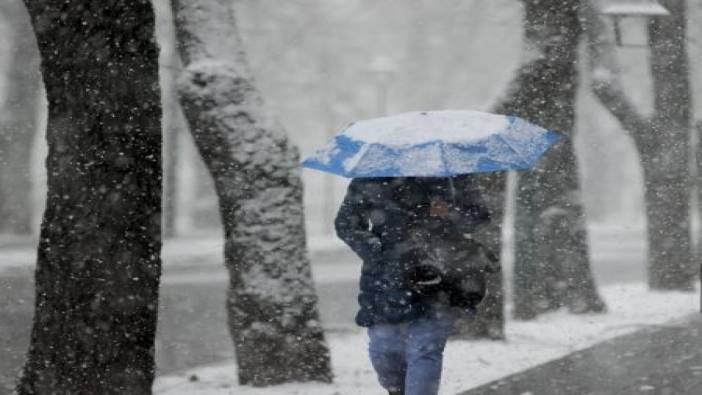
[335,174,493,395]
[305,110,560,393]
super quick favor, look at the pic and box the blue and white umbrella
[301,110,562,178]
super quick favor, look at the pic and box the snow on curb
[154,283,698,395]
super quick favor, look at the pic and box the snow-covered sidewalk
[154,283,698,395]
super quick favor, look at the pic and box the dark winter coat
[334,175,492,327]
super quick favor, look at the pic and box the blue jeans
[368,308,457,395]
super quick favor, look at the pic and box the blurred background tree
[582,0,695,290]
[495,0,606,319]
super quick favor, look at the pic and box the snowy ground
[153,283,698,395]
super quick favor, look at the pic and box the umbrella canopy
[301,110,562,178]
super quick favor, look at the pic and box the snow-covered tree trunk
[171,0,332,386]
[497,0,605,319]
[582,0,694,290]
[16,1,162,393]
[0,0,41,235]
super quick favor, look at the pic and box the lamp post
[366,55,398,116]
[600,0,670,47]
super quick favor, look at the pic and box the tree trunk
[455,172,506,339]
[646,0,694,290]
[497,0,605,319]
[0,0,41,235]
[582,0,695,291]
[17,1,162,394]
[171,0,332,386]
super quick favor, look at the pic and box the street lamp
[365,55,398,116]
[600,0,669,47]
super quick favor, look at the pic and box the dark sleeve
[448,175,491,234]
[335,179,381,262]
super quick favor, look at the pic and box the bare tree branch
[580,0,650,146]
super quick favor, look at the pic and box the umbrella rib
[342,143,372,176]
